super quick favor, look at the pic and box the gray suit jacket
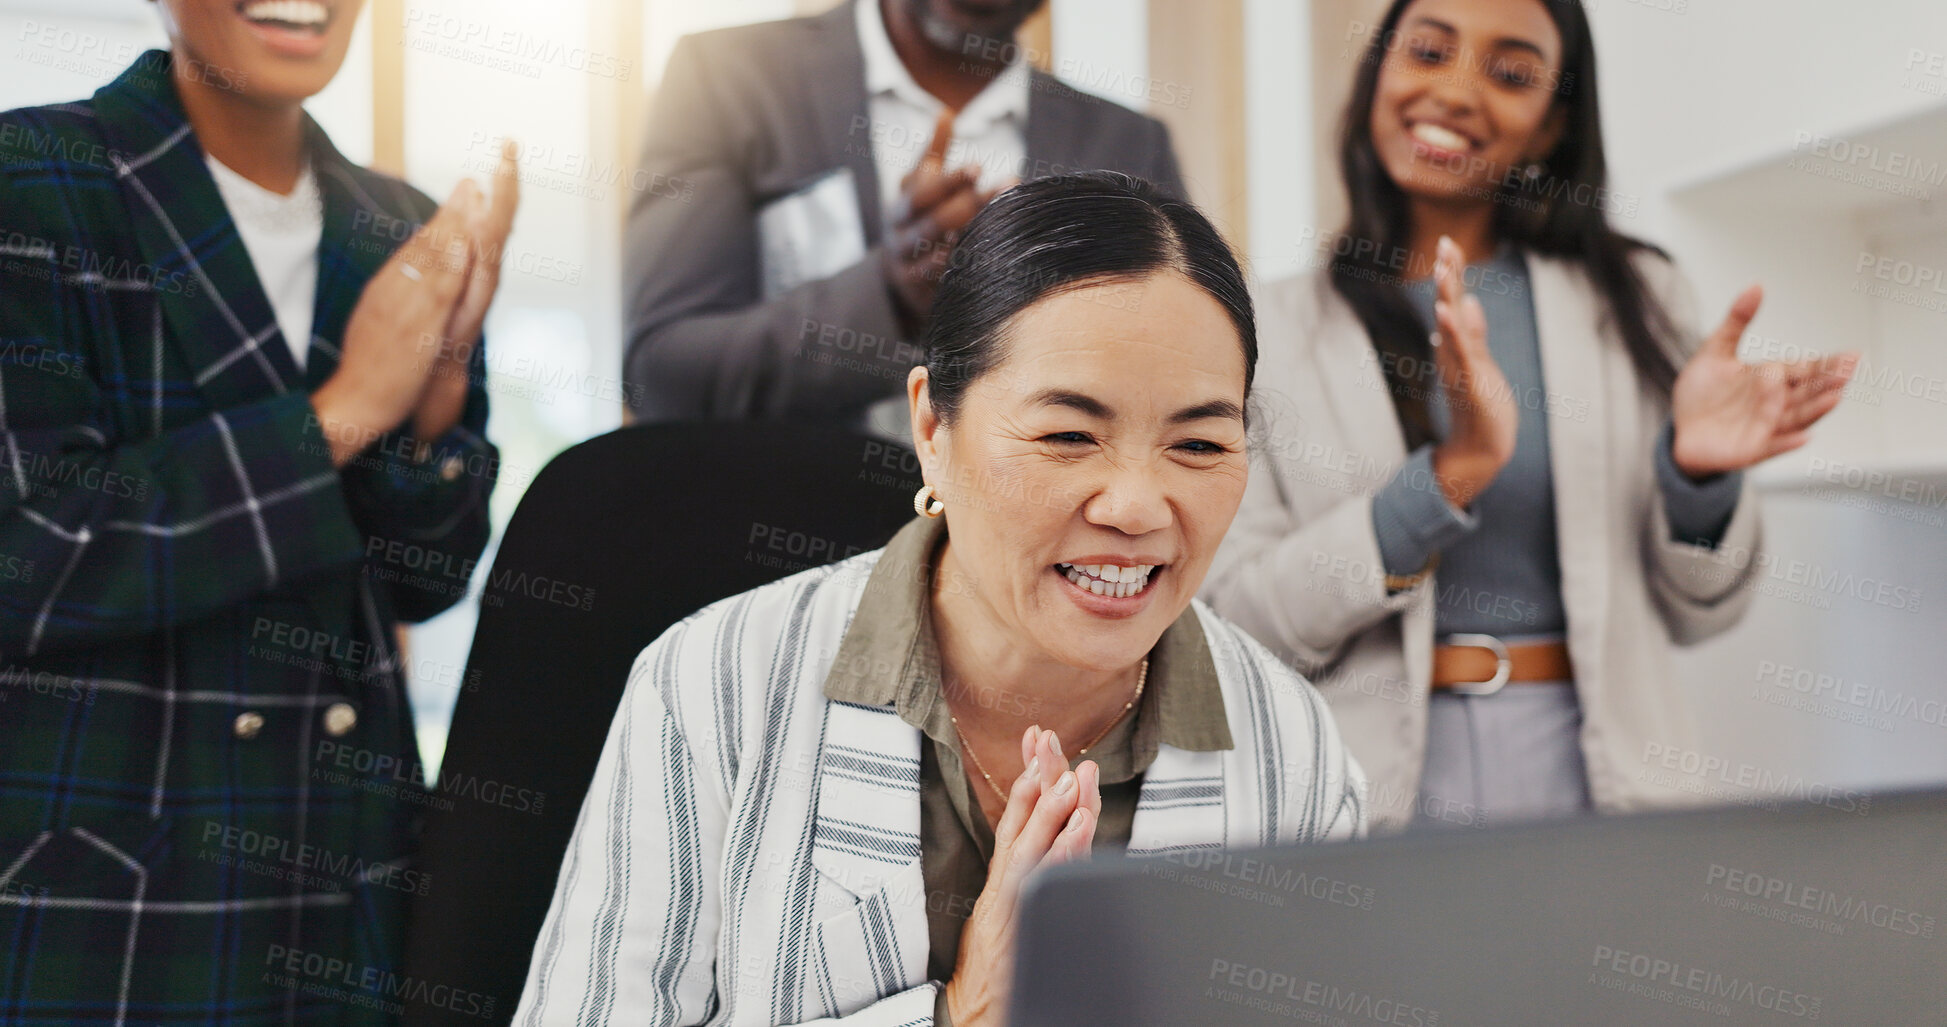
[623,0,1187,424]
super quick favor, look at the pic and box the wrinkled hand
[1427,235,1516,510]
[944,726,1101,1027]
[1670,284,1858,478]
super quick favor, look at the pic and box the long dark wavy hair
[1332,0,1680,448]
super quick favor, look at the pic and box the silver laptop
[1011,791,1947,1026]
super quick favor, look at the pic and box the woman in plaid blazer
[0,2,516,1022]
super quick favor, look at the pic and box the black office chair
[399,421,921,1025]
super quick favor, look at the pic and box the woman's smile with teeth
[1057,562,1157,598]
[241,0,330,30]
[1410,122,1474,152]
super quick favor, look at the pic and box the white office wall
[1244,0,1312,283]
[1589,0,1947,211]
[1049,0,1148,110]
[1,8,166,106]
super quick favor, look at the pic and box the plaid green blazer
[0,52,496,1024]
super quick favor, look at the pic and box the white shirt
[204,154,323,371]
[854,0,1030,219]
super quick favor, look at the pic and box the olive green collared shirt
[821,516,1232,1021]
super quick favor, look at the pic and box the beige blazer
[1202,252,1763,830]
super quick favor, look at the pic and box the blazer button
[439,455,464,482]
[233,711,265,740]
[323,702,358,737]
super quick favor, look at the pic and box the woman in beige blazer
[1203,0,1858,831]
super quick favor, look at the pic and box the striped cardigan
[515,546,1365,1025]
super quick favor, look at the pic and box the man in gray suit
[623,0,1187,428]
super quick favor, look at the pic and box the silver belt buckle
[1443,633,1511,696]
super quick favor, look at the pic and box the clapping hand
[412,138,521,446]
[1427,235,1518,510]
[313,138,521,466]
[881,116,1012,327]
[944,726,1101,1027]
[1670,284,1858,478]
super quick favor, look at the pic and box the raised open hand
[1670,284,1859,478]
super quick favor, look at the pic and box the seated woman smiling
[515,172,1365,1026]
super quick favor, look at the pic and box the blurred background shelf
[1668,101,1947,213]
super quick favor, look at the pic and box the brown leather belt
[1430,635,1572,696]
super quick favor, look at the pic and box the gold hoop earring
[913,484,944,518]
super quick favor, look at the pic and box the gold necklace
[951,658,1149,804]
